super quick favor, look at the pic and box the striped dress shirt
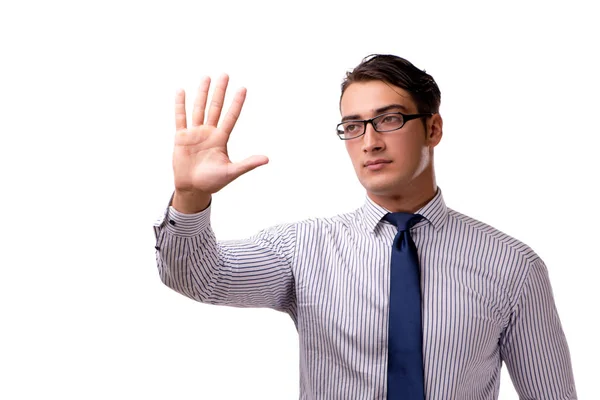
[153,187,576,399]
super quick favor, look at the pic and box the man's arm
[153,200,296,312]
[500,257,577,399]
[154,74,296,309]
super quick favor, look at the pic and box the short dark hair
[341,54,441,114]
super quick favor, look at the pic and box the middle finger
[205,73,229,127]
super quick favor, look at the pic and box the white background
[1,0,598,398]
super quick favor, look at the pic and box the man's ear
[427,114,443,146]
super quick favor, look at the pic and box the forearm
[154,210,220,303]
[500,257,577,398]
[153,202,297,311]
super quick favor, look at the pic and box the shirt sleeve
[500,256,577,399]
[152,201,297,313]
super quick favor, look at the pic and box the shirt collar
[361,187,449,233]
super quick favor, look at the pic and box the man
[153,54,576,399]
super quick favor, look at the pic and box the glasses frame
[336,111,434,140]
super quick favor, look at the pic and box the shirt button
[169,219,176,225]
[154,246,160,250]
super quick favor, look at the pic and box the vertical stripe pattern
[153,188,577,399]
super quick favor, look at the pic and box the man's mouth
[364,159,392,170]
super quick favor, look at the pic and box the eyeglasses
[336,111,434,140]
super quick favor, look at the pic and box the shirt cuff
[164,204,211,237]
[153,191,212,237]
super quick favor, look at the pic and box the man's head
[341,54,441,115]
[339,54,443,208]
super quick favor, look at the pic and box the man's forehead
[340,80,415,116]
[341,103,410,122]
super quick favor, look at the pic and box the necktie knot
[383,212,424,232]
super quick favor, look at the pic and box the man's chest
[293,234,507,364]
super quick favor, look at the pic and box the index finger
[219,87,247,135]
[175,89,187,130]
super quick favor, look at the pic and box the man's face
[340,80,439,198]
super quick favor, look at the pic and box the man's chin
[361,180,400,196]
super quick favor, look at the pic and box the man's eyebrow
[341,104,409,122]
[376,104,408,114]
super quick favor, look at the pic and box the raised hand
[171,74,268,213]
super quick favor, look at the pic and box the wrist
[172,190,211,214]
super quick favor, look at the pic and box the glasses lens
[373,113,404,132]
[338,122,364,139]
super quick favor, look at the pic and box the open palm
[173,74,268,196]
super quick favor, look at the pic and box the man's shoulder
[253,208,365,241]
[445,207,539,262]
[293,208,364,232]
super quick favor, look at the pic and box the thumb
[228,155,269,180]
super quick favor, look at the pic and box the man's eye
[382,115,401,124]
[345,124,359,132]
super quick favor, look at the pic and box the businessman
[153,54,576,399]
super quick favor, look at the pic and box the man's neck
[368,181,437,213]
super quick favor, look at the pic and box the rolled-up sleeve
[153,202,297,313]
[500,257,577,399]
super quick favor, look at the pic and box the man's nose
[361,122,384,153]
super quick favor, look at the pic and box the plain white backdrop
[1,0,598,398]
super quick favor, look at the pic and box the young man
[153,55,577,399]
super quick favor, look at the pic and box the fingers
[229,155,269,180]
[178,74,243,133]
[191,76,211,127]
[175,89,187,130]
[220,87,247,135]
[206,74,229,127]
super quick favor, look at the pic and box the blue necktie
[383,212,425,400]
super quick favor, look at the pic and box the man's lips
[364,159,392,170]
[364,159,392,167]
